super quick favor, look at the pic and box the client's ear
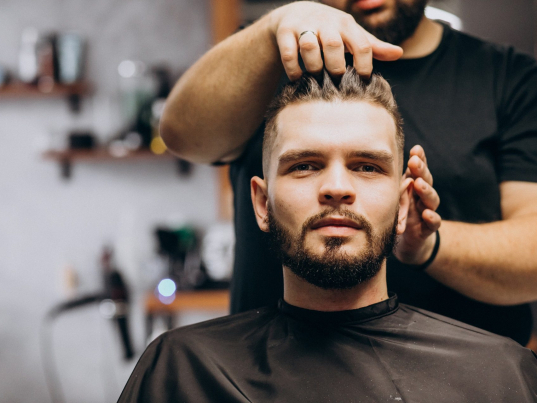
[251,176,270,232]
[397,177,413,235]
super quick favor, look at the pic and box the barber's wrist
[265,5,284,38]
[398,231,440,272]
[395,231,440,270]
[255,12,285,62]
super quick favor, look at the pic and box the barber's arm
[160,1,402,164]
[427,181,537,306]
[396,148,537,306]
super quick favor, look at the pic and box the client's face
[253,101,406,290]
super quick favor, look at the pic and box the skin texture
[160,0,537,308]
[251,101,412,311]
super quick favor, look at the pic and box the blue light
[157,278,176,297]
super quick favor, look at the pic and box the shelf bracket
[67,94,82,113]
[176,159,192,177]
[60,159,72,180]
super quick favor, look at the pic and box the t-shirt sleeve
[498,48,537,183]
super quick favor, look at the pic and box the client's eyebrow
[346,150,394,165]
[278,150,324,167]
[278,149,394,167]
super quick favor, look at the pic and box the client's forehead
[271,100,398,170]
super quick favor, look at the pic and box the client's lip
[311,217,363,230]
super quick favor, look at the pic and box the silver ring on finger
[298,30,318,41]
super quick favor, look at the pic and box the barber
[160,0,537,347]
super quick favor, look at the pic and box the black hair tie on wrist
[409,230,440,272]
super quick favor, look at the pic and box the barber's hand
[396,145,442,266]
[267,1,403,81]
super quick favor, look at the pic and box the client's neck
[282,265,389,312]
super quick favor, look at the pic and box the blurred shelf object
[0,81,91,112]
[42,148,189,180]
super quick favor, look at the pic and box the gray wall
[459,0,535,56]
[0,1,216,402]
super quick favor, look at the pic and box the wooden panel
[218,165,234,220]
[210,0,241,220]
[210,0,241,44]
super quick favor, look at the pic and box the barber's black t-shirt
[119,295,537,402]
[228,25,537,345]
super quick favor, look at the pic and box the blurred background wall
[459,0,536,55]
[0,1,216,402]
[0,0,535,402]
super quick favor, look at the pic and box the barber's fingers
[340,24,373,78]
[414,177,440,212]
[340,17,401,76]
[318,28,347,76]
[301,26,401,78]
[407,154,433,186]
[421,209,441,235]
[364,31,403,61]
[299,31,324,74]
[277,28,303,81]
[410,145,427,164]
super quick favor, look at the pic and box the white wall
[0,1,217,402]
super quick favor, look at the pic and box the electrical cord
[40,294,102,403]
[40,315,66,403]
[40,293,134,403]
[100,313,121,402]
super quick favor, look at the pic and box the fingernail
[422,183,427,190]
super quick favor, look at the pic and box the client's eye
[355,164,379,173]
[292,163,315,171]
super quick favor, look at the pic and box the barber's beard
[346,0,428,45]
[267,205,398,290]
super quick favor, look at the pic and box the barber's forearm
[161,13,283,164]
[426,217,537,305]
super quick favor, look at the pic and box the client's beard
[346,0,428,45]
[267,205,398,290]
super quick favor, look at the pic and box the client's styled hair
[262,67,404,175]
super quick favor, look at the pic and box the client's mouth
[311,217,363,230]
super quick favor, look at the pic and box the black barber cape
[119,294,537,402]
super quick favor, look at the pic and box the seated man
[119,69,537,403]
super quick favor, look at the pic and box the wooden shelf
[144,289,229,340]
[43,148,173,162]
[0,82,90,97]
[42,148,187,179]
[0,82,91,111]
[145,289,230,314]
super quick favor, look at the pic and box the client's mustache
[301,208,373,238]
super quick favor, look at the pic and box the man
[160,1,537,346]
[121,70,537,402]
